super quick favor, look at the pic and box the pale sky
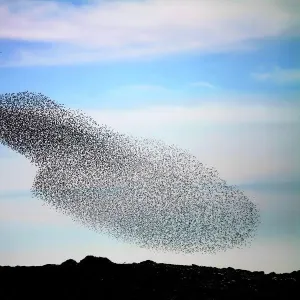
[0,0,299,273]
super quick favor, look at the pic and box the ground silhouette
[0,255,299,299]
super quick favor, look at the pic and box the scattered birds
[0,91,260,254]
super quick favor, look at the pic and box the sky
[0,0,300,273]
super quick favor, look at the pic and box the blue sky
[0,0,300,273]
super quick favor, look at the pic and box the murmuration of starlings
[0,91,260,254]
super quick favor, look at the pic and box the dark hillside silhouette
[0,255,299,299]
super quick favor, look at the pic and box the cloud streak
[85,100,300,126]
[0,97,299,194]
[190,81,216,89]
[117,84,168,92]
[0,0,299,66]
[84,99,300,183]
[252,67,300,85]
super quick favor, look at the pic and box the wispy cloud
[190,81,216,89]
[0,0,299,66]
[252,67,300,85]
[119,84,168,91]
[84,98,300,183]
[85,99,300,126]
[0,94,299,198]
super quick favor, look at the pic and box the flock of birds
[0,91,261,254]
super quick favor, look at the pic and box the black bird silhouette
[0,91,261,254]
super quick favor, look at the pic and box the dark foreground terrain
[0,255,299,299]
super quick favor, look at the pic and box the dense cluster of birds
[0,91,260,254]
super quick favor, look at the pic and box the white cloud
[252,67,300,85]
[190,81,216,89]
[0,97,299,194]
[0,0,299,66]
[84,100,300,183]
[85,100,300,128]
